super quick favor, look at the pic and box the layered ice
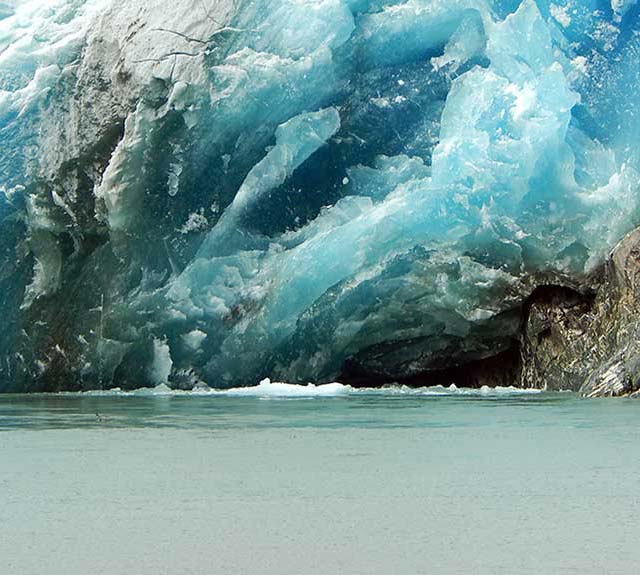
[0,0,639,391]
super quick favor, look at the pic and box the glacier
[0,0,639,391]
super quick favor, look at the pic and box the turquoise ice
[0,0,639,389]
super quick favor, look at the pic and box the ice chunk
[149,339,173,385]
[355,0,487,68]
[218,108,340,221]
[611,0,638,17]
[431,12,487,72]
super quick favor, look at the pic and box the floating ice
[60,378,545,397]
[1,0,639,391]
[220,378,352,397]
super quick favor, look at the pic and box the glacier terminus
[0,0,639,391]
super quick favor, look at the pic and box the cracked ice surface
[0,0,639,390]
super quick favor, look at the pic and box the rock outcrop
[520,229,640,397]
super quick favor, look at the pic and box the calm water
[2,384,640,574]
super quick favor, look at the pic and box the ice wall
[0,0,639,390]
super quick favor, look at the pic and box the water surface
[1,385,639,574]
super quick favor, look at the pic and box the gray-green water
[2,384,640,574]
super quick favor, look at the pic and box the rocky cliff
[520,229,640,397]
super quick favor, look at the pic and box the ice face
[611,0,638,17]
[1,0,639,390]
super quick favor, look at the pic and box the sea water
[2,383,640,574]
